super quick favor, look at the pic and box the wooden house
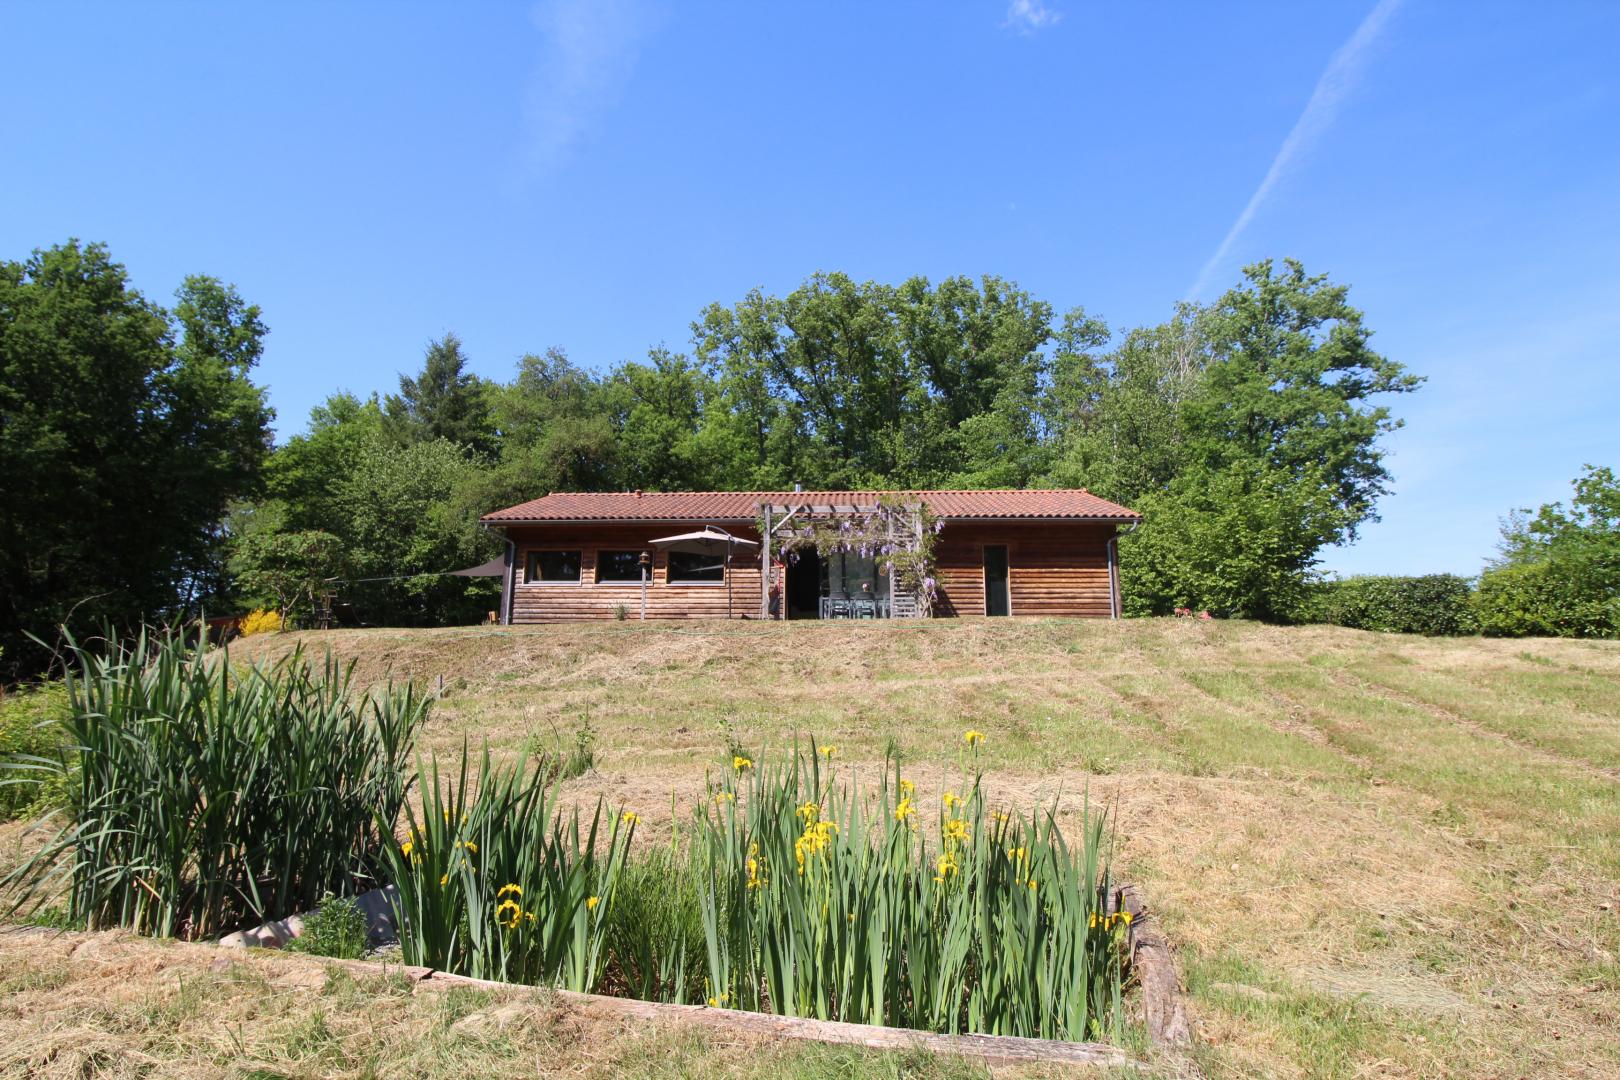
[479,490,1141,623]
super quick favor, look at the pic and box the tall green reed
[603,827,707,1003]
[3,628,426,938]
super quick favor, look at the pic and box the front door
[786,549,822,618]
[984,545,1010,617]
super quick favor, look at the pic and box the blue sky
[4,1,1617,576]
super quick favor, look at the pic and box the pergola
[757,498,930,619]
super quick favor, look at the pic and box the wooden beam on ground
[414,969,1137,1069]
[1118,883,1195,1050]
[291,955,1137,1068]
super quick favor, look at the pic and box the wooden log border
[366,963,1136,1068]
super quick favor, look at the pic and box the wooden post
[911,507,924,617]
[760,505,772,619]
[639,550,650,621]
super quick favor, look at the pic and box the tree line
[4,239,1610,679]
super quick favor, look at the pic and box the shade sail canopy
[646,527,759,555]
[448,555,508,577]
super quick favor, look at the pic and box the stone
[216,885,398,950]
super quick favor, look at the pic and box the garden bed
[211,878,1194,1070]
[3,631,1197,1070]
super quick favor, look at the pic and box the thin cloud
[523,0,657,178]
[1186,0,1403,300]
[1005,0,1061,34]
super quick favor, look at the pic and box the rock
[219,913,303,949]
[356,885,400,946]
[216,885,398,950]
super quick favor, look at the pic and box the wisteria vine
[759,496,941,615]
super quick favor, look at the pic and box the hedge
[1307,574,1479,636]
[1475,560,1619,639]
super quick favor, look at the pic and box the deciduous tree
[0,242,271,679]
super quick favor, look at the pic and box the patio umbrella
[647,526,759,619]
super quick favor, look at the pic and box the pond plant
[377,744,634,991]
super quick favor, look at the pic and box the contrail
[1186,0,1403,300]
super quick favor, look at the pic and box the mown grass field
[4,618,1617,1078]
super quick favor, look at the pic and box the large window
[666,550,724,583]
[525,550,581,583]
[822,551,889,602]
[596,550,645,584]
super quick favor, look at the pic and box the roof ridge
[530,488,1103,496]
[482,488,1141,523]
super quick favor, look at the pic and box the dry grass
[7,619,1618,1078]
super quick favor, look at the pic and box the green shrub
[1120,460,1346,621]
[284,894,369,960]
[1482,465,1619,638]
[1308,574,1479,636]
[4,628,428,938]
[519,714,597,783]
[1476,560,1619,638]
[0,682,73,821]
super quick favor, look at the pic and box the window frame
[595,549,647,586]
[664,549,727,586]
[524,549,584,585]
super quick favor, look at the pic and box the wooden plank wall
[933,522,1117,619]
[503,520,1118,622]
[507,524,763,622]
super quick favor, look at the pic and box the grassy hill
[6,619,1618,1078]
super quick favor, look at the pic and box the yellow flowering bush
[239,608,283,636]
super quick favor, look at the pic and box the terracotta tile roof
[481,489,1140,523]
